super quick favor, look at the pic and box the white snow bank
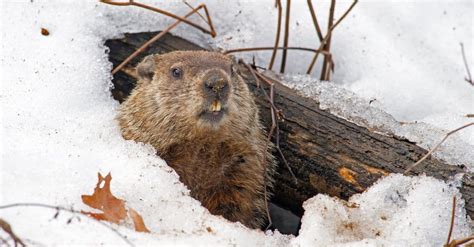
[293,174,470,246]
[0,0,472,246]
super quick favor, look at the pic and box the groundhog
[117,51,275,228]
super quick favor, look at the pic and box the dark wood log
[105,31,474,220]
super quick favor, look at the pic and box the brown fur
[117,51,274,228]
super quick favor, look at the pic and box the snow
[0,0,472,246]
[280,74,474,170]
[294,174,470,246]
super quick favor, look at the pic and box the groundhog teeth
[210,100,221,112]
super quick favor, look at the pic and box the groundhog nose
[204,76,228,94]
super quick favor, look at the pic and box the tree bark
[105,31,474,219]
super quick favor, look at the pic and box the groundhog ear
[229,55,241,76]
[136,55,159,81]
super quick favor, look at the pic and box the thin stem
[225,46,330,56]
[446,196,456,245]
[404,122,474,174]
[460,43,473,85]
[0,203,134,247]
[307,0,358,74]
[319,0,336,81]
[112,4,207,74]
[307,0,323,41]
[280,0,291,73]
[0,218,25,247]
[100,0,215,37]
[183,1,209,25]
[269,0,282,70]
[256,72,297,184]
[447,236,474,246]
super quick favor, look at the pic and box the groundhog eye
[171,68,182,78]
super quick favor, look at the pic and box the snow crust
[294,174,470,246]
[1,0,472,246]
[281,74,474,170]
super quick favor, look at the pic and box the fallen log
[104,31,473,220]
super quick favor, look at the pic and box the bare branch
[0,218,25,247]
[460,43,473,86]
[100,0,216,37]
[319,0,336,81]
[445,235,474,247]
[307,0,324,41]
[446,195,456,245]
[224,46,331,55]
[443,195,474,247]
[404,122,474,174]
[183,1,209,26]
[111,4,214,74]
[0,203,134,247]
[280,0,291,73]
[254,72,298,184]
[307,0,358,75]
[269,0,282,70]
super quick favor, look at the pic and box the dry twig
[225,46,330,56]
[404,122,474,174]
[241,62,297,183]
[100,0,215,36]
[446,196,456,245]
[183,1,208,25]
[280,0,291,73]
[102,1,216,74]
[444,196,474,247]
[445,235,474,247]
[0,218,25,247]
[269,0,282,70]
[460,43,473,86]
[0,203,134,247]
[319,0,335,81]
[307,0,324,42]
[241,61,298,230]
[306,0,358,75]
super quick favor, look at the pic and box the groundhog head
[133,51,254,133]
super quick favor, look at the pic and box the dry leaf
[129,208,150,233]
[81,173,127,223]
[40,28,49,36]
[81,172,150,232]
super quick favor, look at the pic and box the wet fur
[117,51,275,228]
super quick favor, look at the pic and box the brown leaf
[81,173,127,223]
[40,28,49,36]
[128,208,150,233]
[81,172,151,232]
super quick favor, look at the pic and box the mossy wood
[105,31,474,219]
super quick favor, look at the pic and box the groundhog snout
[202,72,229,100]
